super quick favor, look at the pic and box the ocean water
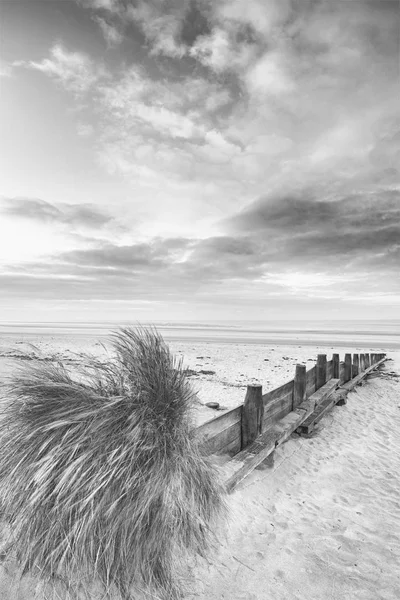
[0,320,399,349]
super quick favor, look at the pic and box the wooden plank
[224,380,339,493]
[304,378,339,409]
[293,364,306,409]
[198,421,241,455]
[263,394,293,429]
[296,356,387,438]
[224,406,312,494]
[195,405,242,441]
[218,436,241,456]
[262,380,293,406]
[326,359,333,381]
[242,385,263,449]
[341,356,386,392]
[306,366,316,397]
[296,380,341,435]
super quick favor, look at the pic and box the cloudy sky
[0,0,399,323]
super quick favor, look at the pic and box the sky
[0,0,399,323]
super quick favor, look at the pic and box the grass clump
[0,327,226,599]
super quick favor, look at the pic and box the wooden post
[339,361,345,384]
[242,384,264,449]
[360,354,365,372]
[371,353,376,365]
[365,354,370,369]
[316,354,327,390]
[332,354,340,379]
[293,364,306,410]
[352,354,359,378]
[344,354,352,382]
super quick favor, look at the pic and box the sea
[0,320,399,349]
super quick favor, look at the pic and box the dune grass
[0,327,226,599]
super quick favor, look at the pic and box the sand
[0,334,389,426]
[0,335,399,599]
[189,354,400,600]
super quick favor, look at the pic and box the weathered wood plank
[263,396,293,429]
[242,384,263,449]
[218,436,241,456]
[305,378,339,408]
[340,356,386,392]
[296,381,342,435]
[198,421,241,455]
[224,379,339,493]
[195,405,242,441]
[262,380,293,406]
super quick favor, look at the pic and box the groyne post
[344,354,352,382]
[316,354,327,390]
[293,364,306,409]
[242,384,264,449]
[332,354,340,379]
[352,354,359,378]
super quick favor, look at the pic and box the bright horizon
[1,0,399,323]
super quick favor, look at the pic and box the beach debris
[205,402,220,410]
[199,369,216,375]
[183,368,199,377]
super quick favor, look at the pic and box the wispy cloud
[94,16,124,46]
[15,44,106,94]
[1,198,113,228]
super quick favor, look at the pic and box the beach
[0,321,394,427]
[189,354,400,600]
[0,323,399,599]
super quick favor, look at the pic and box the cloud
[226,190,400,272]
[0,60,13,78]
[16,44,106,94]
[1,198,113,228]
[94,16,124,46]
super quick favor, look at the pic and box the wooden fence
[195,352,386,457]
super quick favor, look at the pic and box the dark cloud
[179,0,212,46]
[224,189,400,271]
[1,197,113,228]
[59,237,192,270]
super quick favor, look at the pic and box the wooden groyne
[194,352,387,492]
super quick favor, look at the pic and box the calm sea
[0,321,399,349]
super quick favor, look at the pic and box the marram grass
[0,327,226,599]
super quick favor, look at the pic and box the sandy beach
[189,354,400,600]
[0,332,399,599]
[0,330,391,427]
